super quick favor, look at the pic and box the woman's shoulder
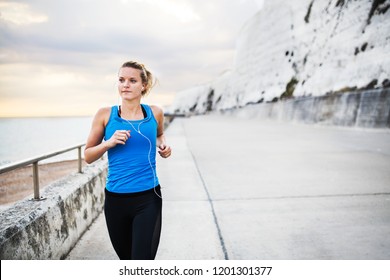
[95,106,112,117]
[149,104,164,118]
[94,106,113,126]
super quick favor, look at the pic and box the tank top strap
[141,104,151,118]
[141,104,157,122]
[111,105,119,118]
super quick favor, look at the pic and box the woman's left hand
[158,144,172,158]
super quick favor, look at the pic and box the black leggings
[104,186,162,260]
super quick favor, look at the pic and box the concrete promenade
[66,114,390,260]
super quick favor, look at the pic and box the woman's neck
[120,100,143,120]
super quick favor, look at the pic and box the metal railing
[0,143,85,201]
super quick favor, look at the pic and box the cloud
[0,0,263,117]
[0,2,48,25]
[133,0,201,23]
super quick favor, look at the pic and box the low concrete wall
[221,88,390,128]
[0,159,107,260]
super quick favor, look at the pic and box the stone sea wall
[219,88,390,128]
[0,159,107,260]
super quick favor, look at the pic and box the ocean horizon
[0,116,93,167]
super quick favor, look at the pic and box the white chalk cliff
[171,0,390,114]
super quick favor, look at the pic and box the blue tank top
[104,104,159,193]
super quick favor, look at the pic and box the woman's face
[118,67,144,101]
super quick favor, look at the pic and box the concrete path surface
[66,114,390,260]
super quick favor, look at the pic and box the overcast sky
[0,0,264,117]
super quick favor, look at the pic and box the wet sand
[0,160,84,207]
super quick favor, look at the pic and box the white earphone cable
[120,106,162,199]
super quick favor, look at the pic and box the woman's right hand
[106,130,131,148]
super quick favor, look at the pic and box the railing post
[0,143,86,202]
[32,162,40,200]
[78,146,82,173]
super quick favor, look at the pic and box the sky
[0,0,264,117]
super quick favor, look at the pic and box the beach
[0,159,84,208]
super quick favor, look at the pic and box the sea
[0,116,93,167]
